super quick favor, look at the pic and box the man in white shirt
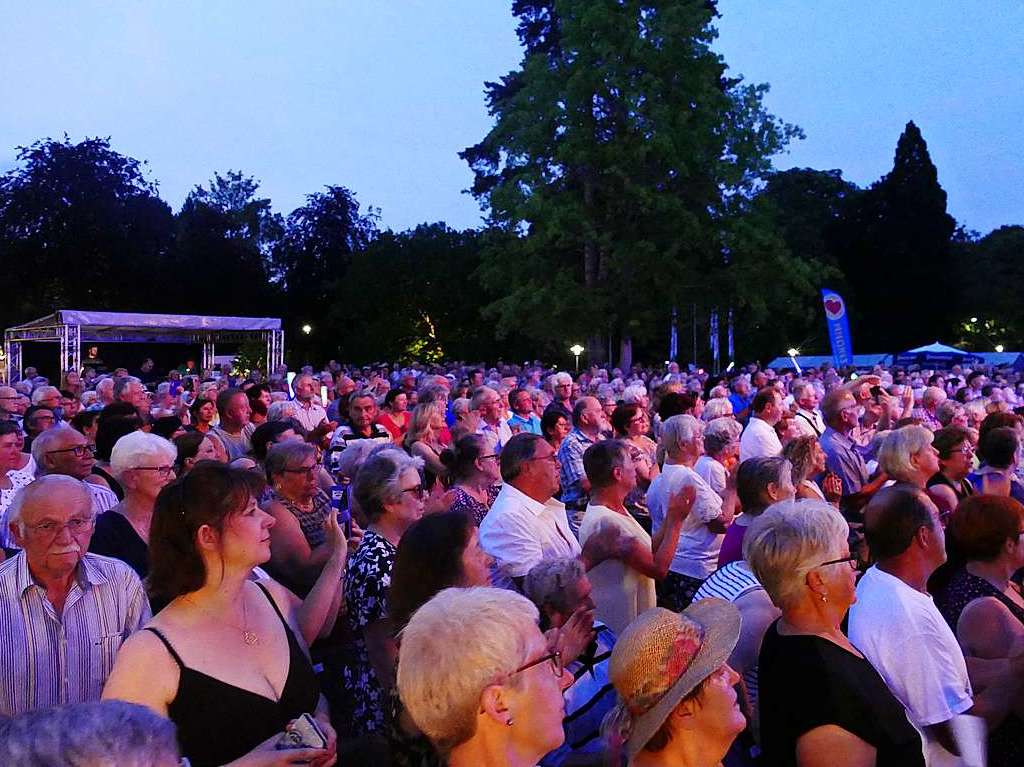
[849,487,1022,760]
[790,381,825,438]
[479,433,625,591]
[473,386,513,454]
[291,374,331,434]
[738,387,783,462]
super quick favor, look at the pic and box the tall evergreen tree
[462,0,801,364]
[836,121,957,351]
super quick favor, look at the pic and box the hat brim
[624,599,742,761]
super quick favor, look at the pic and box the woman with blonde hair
[404,401,448,487]
[877,424,940,489]
[747,501,924,767]
[397,587,571,767]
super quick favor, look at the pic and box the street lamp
[569,343,584,373]
[995,344,1005,353]
[301,324,312,335]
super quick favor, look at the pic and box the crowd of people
[1,353,1023,767]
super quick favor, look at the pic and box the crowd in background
[1,352,1023,767]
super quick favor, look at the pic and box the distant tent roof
[766,353,891,370]
[895,341,984,368]
[7,310,281,344]
[903,342,968,354]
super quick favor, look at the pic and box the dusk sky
[2,1,1020,235]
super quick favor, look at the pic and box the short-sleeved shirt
[646,463,724,580]
[558,428,601,509]
[292,400,329,434]
[739,417,783,462]
[479,483,581,590]
[578,504,655,636]
[343,529,397,735]
[0,470,34,548]
[85,481,119,514]
[210,423,255,461]
[0,552,151,716]
[758,621,925,767]
[848,566,973,728]
[476,418,513,454]
[820,426,870,496]
[507,412,542,436]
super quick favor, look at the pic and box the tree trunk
[619,336,633,371]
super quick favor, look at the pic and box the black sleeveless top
[145,582,320,767]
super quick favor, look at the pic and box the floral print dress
[343,529,397,736]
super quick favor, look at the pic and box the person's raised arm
[264,500,333,589]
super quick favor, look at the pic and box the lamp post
[569,344,584,373]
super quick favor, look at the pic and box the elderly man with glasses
[32,428,119,514]
[0,475,150,716]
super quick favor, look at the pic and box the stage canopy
[3,310,284,383]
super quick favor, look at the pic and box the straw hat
[607,598,741,760]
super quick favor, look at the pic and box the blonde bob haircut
[744,500,849,610]
[397,586,540,756]
[877,425,934,482]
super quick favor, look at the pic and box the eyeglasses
[401,484,426,496]
[25,516,94,537]
[511,650,563,679]
[45,444,94,458]
[529,453,559,464]
[133,465,175,478]
[477,454,499,461]
[283,465,318,478]
[817,555,858,570]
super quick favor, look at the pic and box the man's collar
[15,552,104,599]
[503,482,557,516]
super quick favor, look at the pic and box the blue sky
[1,1,1020,235]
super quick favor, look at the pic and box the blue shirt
[507,412,542,435]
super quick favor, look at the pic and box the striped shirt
[694,560,764,715]
[541,622,617,766]
[0,552,151,716]
[85,481,119,514]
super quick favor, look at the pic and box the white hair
[659,414,704,456]
[30,386,60,405]
[397,587,540,756]
[621,384,648,405]
[0,700,179,767]
[877,425,933,482]
[745,500,849,610]
[109,431,177,480]
[553,372,573,386]
[7,475,92,531]
[702,398,734,422]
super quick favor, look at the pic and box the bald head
[9,475,92,528]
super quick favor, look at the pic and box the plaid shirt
[557,428,602,509]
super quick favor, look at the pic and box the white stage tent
[2,310,284,383]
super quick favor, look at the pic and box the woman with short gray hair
[260,441,336,597]
[748,501,925,767]
[877,424,940,488]
[344,449,427,737]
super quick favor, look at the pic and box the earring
[820,594,828,603]
[506,718,514,727]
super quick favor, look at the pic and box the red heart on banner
[824,298,842,316]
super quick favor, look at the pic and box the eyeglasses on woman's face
[817,554,858,571]
[401,484,427,497]
[132,465,175,478]
[511,650,563,679]
[283,464,318,478]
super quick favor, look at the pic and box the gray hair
[922,386,946,409]
[353,448,424,523]
[267,400,301,422]
[265,441,318,480]
[112,376,142,401]
[659,414,703,457]
[552,372,573,386]
[7,475,92,531]
[31,428,80,477]
[745,500,849,610]
[30,386,60,405]
[703,417,742,457]
[737,456,791,514]
[499,433,545,482]
[523,557,587,618]
[95,378,115,398]
[622,384,648,405]
[935,400,963,427]
[701,397,734,422]
[877,425,934,482]
[0,700,179,767]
